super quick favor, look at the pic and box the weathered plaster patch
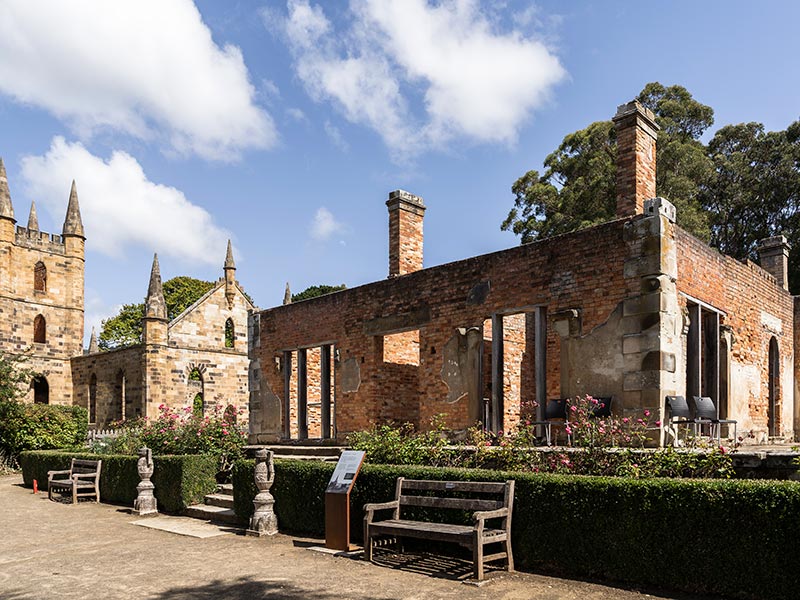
[339,357,361,393]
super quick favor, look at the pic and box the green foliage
[0,352,33,402]
[99,276,214,349]
[232,459,800,600]
[502,82,714,244]
[291,284,346,303]
[0,400,87,459]
[19,450,217,512]
[93,403,246,476]
[702,120,800,291]
[346,405,733,479]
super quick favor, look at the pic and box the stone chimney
[387,189,425,277]
[757,235,791,291]
[613,100,659,218]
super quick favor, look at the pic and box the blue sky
[1,1,798,344]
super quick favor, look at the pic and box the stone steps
[184,484,242,526]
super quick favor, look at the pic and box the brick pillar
[613,101,659,218]
[757,235,791,291]
[387,190,425,277]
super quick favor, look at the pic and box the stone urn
[247,448,278,536]
[133,446,158,516]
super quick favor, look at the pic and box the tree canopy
[0,352,33,403]
[99,276,215,349]
[502,82,800,292]
[291,284,347,303]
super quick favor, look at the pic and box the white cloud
[286,108,309,123]
[310,207,347,241]
[324,121,350,152]
[275,0,565,160]
[0,0,276,161]
[21,137,231,265]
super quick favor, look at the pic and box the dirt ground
[0,475,716,600]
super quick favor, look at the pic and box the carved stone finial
[246,448,278,536]
[133,447,158,516]
[62,180,85,237]
[0,158,14,221]
[283,282,292,305]
[144,254,168,320]
[27,200,39,231]
[88,327,98,354]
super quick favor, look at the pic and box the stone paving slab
[0,475,715,600]
[131,515,235,538]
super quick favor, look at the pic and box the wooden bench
[363,478,514,581]
[47,458,102,504]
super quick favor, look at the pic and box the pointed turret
[223,240,236,309]
[283,282,292,305]
[88,327,98,354]
[144,254,168,320]
[143,254,168,345]
[62,180,85,238]
[224,239,235,269]
[27,201,39,231]
[0,158,15,221]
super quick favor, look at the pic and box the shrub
[20,450,216,512]
[94,403,246,477]
[346,413,733,478]
[232,459,800,600]
[0,401,88,459]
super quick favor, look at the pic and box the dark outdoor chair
[529,398,570,446]
[664,395,695,447]
[692,396,737,445]
[589,396,613,419]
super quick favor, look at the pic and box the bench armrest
[363,500,399,523]
[72,472,100,479]
[48,469,71,479]
[473,507,509,523]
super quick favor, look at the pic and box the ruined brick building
[0,159,253,427]
[247,100,796,445]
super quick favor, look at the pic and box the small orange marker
[33,479,38,494]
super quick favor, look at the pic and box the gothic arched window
[33,314,46,343]
[34,261,46,293]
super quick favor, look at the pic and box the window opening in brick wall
[686,302,720,416]
[224,318,235,349]
[719,338,730,420]
[33,314,46,343]
[283,345,335,440]
[481,309,545,435]
[378,331,420,426]
[768,337,780,436]
[89,374,97,424]
[34,261,46,293]
[33,375,49,404]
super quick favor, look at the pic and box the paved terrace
[0,474,716,600]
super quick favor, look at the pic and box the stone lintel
[363,306,431,336]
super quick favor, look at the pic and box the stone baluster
[133,446,158,516]
[247,448,278,536]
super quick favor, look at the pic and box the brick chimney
[757,235,791,291]
[387,189,425,277]
[613,100,659,218]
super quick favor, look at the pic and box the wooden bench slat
[399,496,504,511]
[400,480,508,494]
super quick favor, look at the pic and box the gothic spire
[27,201,39,231]
[283,282,292,305]
[224,239,235,270]
[88,327,98,354]
[0,158,14,220]
[144,253,167,320]
[62,180,85,237]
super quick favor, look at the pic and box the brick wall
[676,229,794,438]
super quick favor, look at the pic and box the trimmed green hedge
[0,401,88,457]
[232,459,800,600]
[20,450,217,513]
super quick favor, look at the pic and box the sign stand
[324,450,365,551]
